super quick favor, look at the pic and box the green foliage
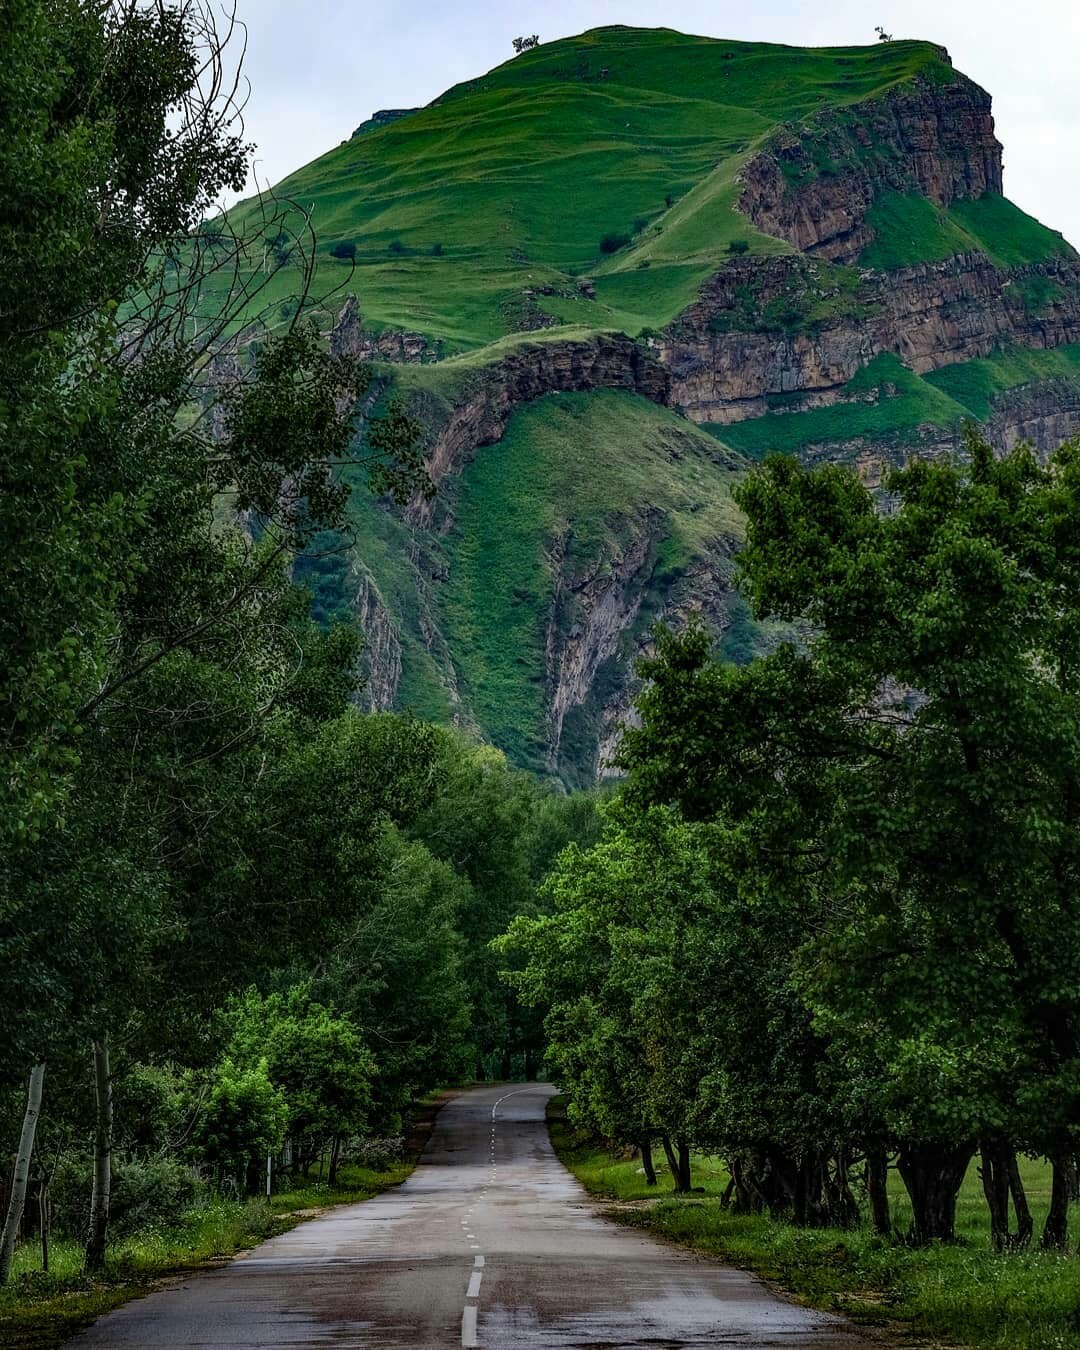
[195,1060,288,1184]
[329,240,357,261]
[599,231,632,255]
[862,190,1076,271]
[509,431,1080,1266]
[924,343,1080,420]
[223,989,375,1162]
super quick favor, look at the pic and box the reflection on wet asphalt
[69,1083,873,1348]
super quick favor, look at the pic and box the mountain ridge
[221,28,1080,782]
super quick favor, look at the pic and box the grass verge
[547,1096,1080,1350]
[0,1091,456,1350]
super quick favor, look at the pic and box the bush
[430,242,444,257]
[50,1154,206,1239]
[727,239,750,255]
[329,241,356,262]
[347,1135,404,1170]
[632,216,649,235]
[195,1058,287,1188]
[387,239,407,256]
[599,231,632,255]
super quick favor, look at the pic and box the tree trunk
[500,1047,512,1081]
[865,1146,891,1236]
[1007,1151,1033,1249]
[84,1036,112,1272]
[639,1138,657,1187]
[677,1138,692,1193]
[979,1139,1012,1251]
[897,1140,973,1244]
[38,1182,49,1274]
[660,1135,688,1192]
[0,1063,45,1286]
[524,1046,537,1081]
[328,1136,341,1186]
[1042,1150,1075,1251]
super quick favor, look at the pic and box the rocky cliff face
[405,334,671,528]
[353,569,402,711]
[331,295,439,365]
[662,253,1080,424]
[737,73,1002,262]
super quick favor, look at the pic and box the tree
[619,435,1080,1245]
[512,35,540,54]
[875,26,893,41]
[224,989,375,1183]
[195,1060,287,1191]
[0,0,427,1274]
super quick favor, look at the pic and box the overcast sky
[231,0,1078,241]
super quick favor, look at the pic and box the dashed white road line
[461,1303,479,1348]
[460,1086,537,1347]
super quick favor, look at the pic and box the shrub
[430,242,444,257]
[387,239,407,256]
[348,1135,404,1169]
[632,216,649,235]
[599,231,631,255]
[728,239,750,255]
[636,259,651,269]
[195,1058,287,1189]
[329,241,356,262]
[51,1155,206,1239]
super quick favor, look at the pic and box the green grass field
[209,28,957,350]
[713,352,971,458]
[861,191,1075,271]
[549,1100,1080,1350]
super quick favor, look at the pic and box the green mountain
[223,27,1080,783]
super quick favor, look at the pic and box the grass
[207,28,955,349]
[862,191,1076,271]
[548,1098,1080,1350]
[924,344,1080,420]
[713,352,971,459]
[0,1107,442,1350]
[435,389,746,772]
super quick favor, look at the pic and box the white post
[266,1153,272,1200]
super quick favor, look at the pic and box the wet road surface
[70,1083,873,1348]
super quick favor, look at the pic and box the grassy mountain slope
[220,28,959,349]
[303,391,750,776]
[228,27,1080,782]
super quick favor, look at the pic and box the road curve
[70,1082,872,1347]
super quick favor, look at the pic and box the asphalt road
[70,1082,873,1348]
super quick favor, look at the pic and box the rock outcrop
[984,380,1080,456]
[354,569,402,711]
[737,72,1003,263]
[331,295,438,365]
[408,333,671,526]
[662,254,1080,423]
